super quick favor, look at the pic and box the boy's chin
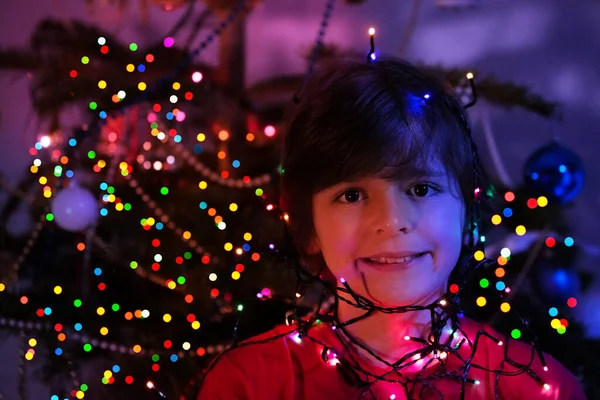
[367,287,444,308]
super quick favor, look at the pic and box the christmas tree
[0,1,596,399]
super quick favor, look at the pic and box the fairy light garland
[202,254,556,400]
[475,190,578,336]
[0,317,229,358]
[0,3,260,398]
[160,130,272,188]
[121,169,206,255]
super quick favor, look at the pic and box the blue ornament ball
[535,267,581,303]
[523,142,585,204]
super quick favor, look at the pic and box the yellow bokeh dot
[100,327,109,336]
[167,281,176,290]
[126,64,135,72]
[28,338,37,347]
[231,271,241,280]
[172,82,181,90]
[163,314,172,323]
[147,217,155,225]
[104,370,112,378]
[133,344,142,353]
[515,225,526,236]
[97,307,106,316]
[500,302,511,313]
[473,250,485,261]
[537,196,548,207]
[76,390,85,399]
[491,215,502,225]
[138,82,147,91]
[197,133,206,142]
[243,233,252,241]
[550,318,561,329]
[98,160,106,168]
[0,283,5,292]
[98,80,107,89]
[115,203,124,211]
[191,321,201,330]
[229,203,238,212]
[25,352,34,361]
[108,194,116,202]
[198,181,207,189]
[182,231,191,240]
[54,286,62,295]
[43,190,52,198]
[39,176,47,185]
[30,165,39,173]
[224,242,233,251]
[476,297,487,307]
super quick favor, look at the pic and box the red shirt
[198,317,586,399]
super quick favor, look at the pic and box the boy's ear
[305,237,321,255]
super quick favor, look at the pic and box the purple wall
[1,0,599,397]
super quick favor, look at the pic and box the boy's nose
[372,190,416,235]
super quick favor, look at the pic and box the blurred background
[0,0,599,398]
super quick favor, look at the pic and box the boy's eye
[336,189,365,204]
[408,183,436,197]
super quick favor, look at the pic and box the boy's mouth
[359,252,428,269]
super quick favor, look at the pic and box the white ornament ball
[51,186,98,232]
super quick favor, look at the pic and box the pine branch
[246,45,560,119]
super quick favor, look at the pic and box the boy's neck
[335,289,450,369]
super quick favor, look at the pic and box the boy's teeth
[367,254,422,264]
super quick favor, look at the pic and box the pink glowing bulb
[264,125,276,137]
[163,37,175,48]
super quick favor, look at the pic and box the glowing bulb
[368,27,375,36]
[192,71,203,82]
[264,125,276,137]
[466,72,474,80]
[40,135,52,148]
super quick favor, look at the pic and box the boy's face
[311,165,465,307]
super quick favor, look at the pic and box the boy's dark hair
[280,58,492,272]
